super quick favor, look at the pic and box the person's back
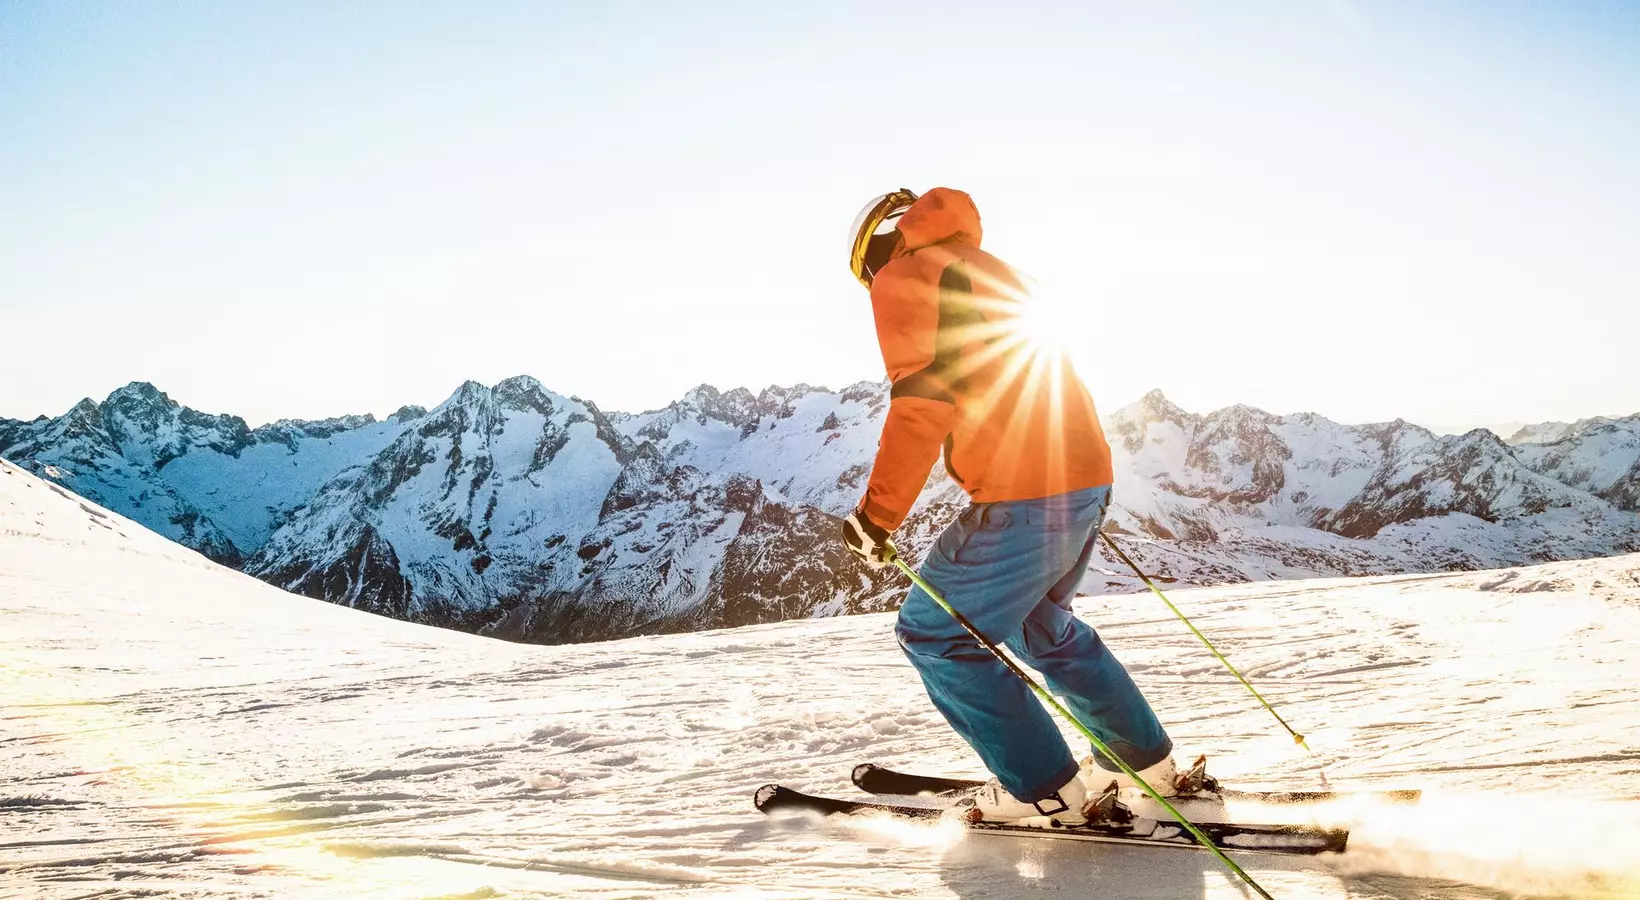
[853,187,1114,531]
[840,187,1187,824]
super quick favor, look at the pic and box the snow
[4,458,1640,899]
[531,419,626,533]
[1267,417,1383,517]
[159,417,411,551]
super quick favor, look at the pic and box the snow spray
[1315,791,1640,897]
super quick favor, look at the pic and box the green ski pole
[1099,531,1310,752]
[887,549,1276,900]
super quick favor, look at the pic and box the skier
[840,187,1187,825]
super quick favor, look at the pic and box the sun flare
[1014,290,1076,353]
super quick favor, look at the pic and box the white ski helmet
[848,188,919,288]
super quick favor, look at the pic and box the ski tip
[850,763,880,786]
[753,784,783,811]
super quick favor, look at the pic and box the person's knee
[895,605,942,656]
[1021,611,1090,659]
[894,604,924,651]
[897,605,981,665]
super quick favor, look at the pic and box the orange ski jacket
[858,188,1114,531]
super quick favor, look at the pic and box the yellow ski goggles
[848,188,919,288]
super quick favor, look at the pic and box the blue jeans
[895,485,1172,802]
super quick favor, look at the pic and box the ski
[753,784,1349,855]
[851,762,1421,806]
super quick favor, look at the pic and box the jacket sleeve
[859,258,959,531]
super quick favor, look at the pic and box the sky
[2,1,1637,432]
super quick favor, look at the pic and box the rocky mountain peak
[101,383,177,436]
[1198,403,1280,437]
[94,382,254,465]
[681,384,722,407]
[493,375,557,417]
[839,380,888,406]
[1282,411,1330,429]
[105,381,175,411]
[720,386,756,403]
[495,374,543,393]
[277,413,378,430]
[60,398,104,432]
[1507,415,1640,448]
[252,414,380,447]
[753,383,827,421]
[1106,389,1194,453]
[448,380,491,405]
[673,383,760,428]
[1507,421,1573,446]
[599,440,686,518]
[1562,416,1635,443]
[389,404,428,422]
[1360,418,1437,452]
[422,382,500,432]
[1122,389,1192,426]
[1454,428,1511,452]
[1225,403,1275,422]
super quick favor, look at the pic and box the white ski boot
[1081,753,1219,799]
[961,773,1090,826]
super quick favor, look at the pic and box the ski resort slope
[3,457,1639,900]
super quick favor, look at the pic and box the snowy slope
[4,458,1639,899]
[5,379,1639,644]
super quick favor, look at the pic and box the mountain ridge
[4,378,1637,643]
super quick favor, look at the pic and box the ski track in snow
[3,457,1640,900]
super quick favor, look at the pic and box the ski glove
[841,510,895,570]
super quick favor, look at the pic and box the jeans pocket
[951,506,1013,565]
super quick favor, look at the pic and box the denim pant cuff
[1015,757,1082,803]
[1089,735,1174,774]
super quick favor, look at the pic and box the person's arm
[857,258,958,531]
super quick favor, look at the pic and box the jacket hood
[896,187,982,254]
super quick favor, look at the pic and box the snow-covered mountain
[1505,420,1575,445]
[1098,390,1640,586]
[239,376,895,642]
[1512,414,1640,512]
[0,382,421,564]
[4,379,1637,643]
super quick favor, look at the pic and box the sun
[1016,290,1074,351]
